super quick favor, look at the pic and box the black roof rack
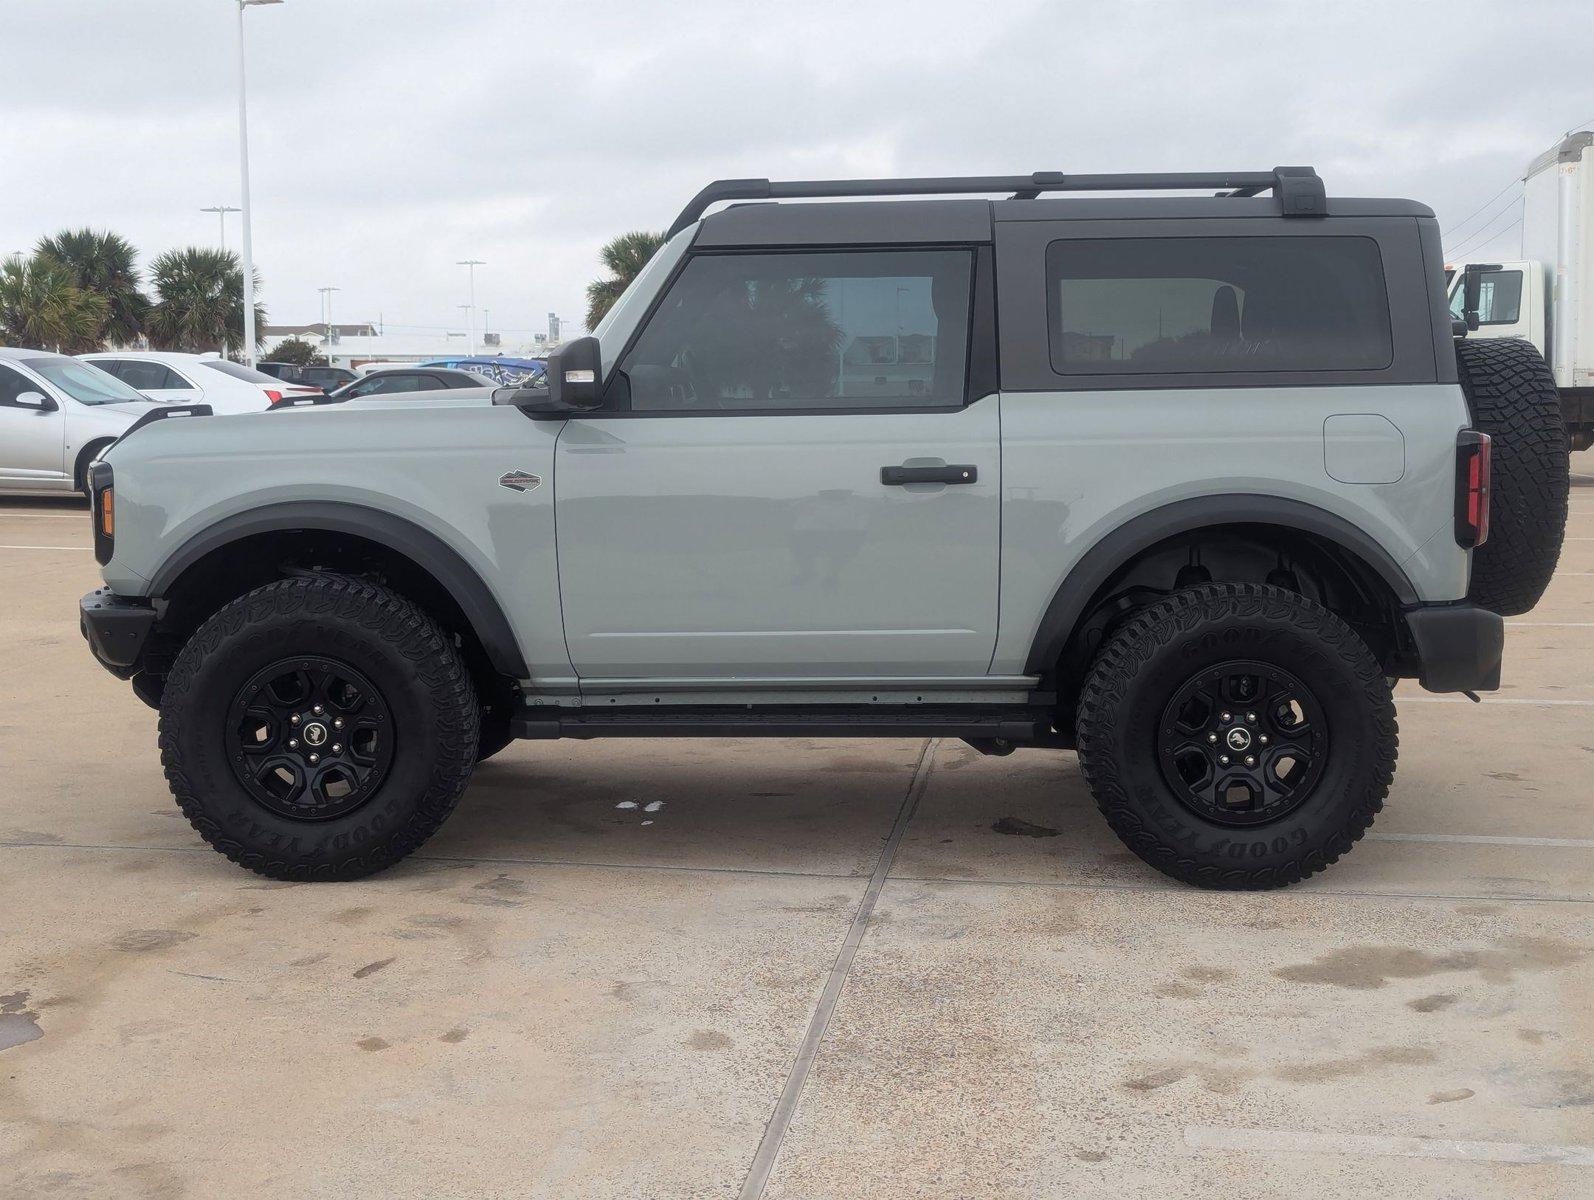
[667,166,1326,237]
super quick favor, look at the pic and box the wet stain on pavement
[111,930,196,954]
[1408,993,1458,1013]
[991,817,1061,838]
[353,957,396,979]
[1272,1045,1436,1083]
[329,907,374,926]
[1273,937,1586,989]
[1429,1088,1474,1104]
[356,1036,390,1052]
[439,1028,470,1044]
[687,1030,733,1051]
[0,990,42,1052]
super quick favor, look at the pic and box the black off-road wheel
[1075,583,1397,890]
[1455,338,1569,616]
[159,576,480,880]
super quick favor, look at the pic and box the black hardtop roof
[681,168,1434,247]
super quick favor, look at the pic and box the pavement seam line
[736,737,940,1200]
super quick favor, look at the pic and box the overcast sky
[3,0,1590,346]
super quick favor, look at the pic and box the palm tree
[146,247,265,356]
[0,254,109,352]
[585,231,665,330]
[34,228,148,347]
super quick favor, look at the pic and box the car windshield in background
[199,360,280,384]
[22,357,148,405]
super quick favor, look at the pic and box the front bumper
[1404,602,1503,693]
[80,588,157,680]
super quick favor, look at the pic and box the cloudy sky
[3,0,1590,347]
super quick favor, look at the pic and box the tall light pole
[456,259,483,355]
[236,0,282,366]
[318,286,340,351]
[201,205,240,252]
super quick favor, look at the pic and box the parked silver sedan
[0,348,157,493]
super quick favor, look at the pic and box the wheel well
[1046,523,1407,715]
[74,439,115,492]
[139,529,518,712]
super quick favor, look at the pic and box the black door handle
[880,464,978,486]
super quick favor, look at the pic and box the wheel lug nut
[288,738,298,748]
[1244,756,1256,767]
[309,753,320,764]
[1220,755,1230,765]
[313,705,324,715]
[1207,733,1218,743]
[290,714,300,725]
[331,744,341,753]
[333,718,344,729]
[1220,712,1232,723]
[1246,712,1256,723]
[1260,735,1269,745]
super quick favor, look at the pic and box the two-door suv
[79,167,1570,887]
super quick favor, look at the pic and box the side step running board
[510,706,1049,743]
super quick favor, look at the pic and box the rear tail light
[89,461,115,564]
[265,389,284,405]
[1455,430,1492,549]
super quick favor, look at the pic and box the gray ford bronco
[80,168,1570,887]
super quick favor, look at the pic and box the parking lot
[0,456,1589,1198]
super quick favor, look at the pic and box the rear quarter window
[1046,236,1393,376]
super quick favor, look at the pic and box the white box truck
[1447,130,1594,449]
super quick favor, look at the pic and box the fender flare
[147,501,529,679]
[1022,494,1420,676]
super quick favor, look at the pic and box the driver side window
[616,248,974,412]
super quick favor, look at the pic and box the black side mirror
[494,336,604,417]
[1459,262,1500,333]
[14,390,56,413]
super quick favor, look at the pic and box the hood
[94,400,161,418]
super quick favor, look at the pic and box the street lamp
[456,259,484,355]
[235,0,282,366]
[201,205,240,252]
[318,286,341,350]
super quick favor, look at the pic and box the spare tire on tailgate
[1455,338,1569,616]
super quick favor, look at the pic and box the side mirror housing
[1459,262,1500,334]
[15,390,56,412]
[493,337,603,417]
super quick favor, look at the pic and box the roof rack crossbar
[667,166,1326,236]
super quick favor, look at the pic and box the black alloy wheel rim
[225,656,395,821]
[1156,660,1328,826]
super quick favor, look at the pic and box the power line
[1446,195,1524,260]
[1440,177,1522,243]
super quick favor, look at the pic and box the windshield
[21,357,147,406]
[200,359,279,384]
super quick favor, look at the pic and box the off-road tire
[1075,583,1397,890]
[1455,338,1569,616]
[159,576,479,880]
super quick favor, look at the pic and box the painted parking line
[1369,832,1594,849]
[1184,1126,1594,1166]
[0,544,87,551]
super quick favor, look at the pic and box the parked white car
[0,348,157,493]
[78,350,321,413]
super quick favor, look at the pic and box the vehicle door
[99,358,205,404]
[553,244,1002,682]
[343,372,434,398]
[1446,263,1534,345]
[0,363,68,485]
